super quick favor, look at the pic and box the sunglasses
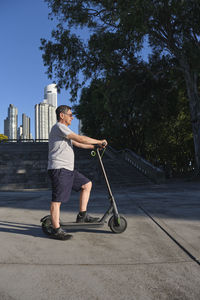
[63,113,73,117]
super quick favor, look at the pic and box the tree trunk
[182,63,200,173]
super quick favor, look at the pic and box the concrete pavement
[0,180,200,300]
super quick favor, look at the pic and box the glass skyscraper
[4,104,18,139]
[22,113,31,139]
[44,83,57,107]
[35,84,57,141]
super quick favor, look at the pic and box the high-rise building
[4,104,18,139]
[17,125,23,140]
[9,104,18,139]
[35,84,57,141]
[44,83,57,107]
[48,104,57,133]
[4,117,9,137]
[35,103,57,140]
[22,113,31,139]
[35,103,49,140]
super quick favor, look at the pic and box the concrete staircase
[74,147,152,188]
[0,142,49,190]
[0,142,152,190]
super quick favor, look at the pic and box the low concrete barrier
[0,142,49,190]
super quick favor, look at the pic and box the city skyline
[35,83,57,140]
[4,84,59,140]
[4,104,31,140]
[0,0,79,137]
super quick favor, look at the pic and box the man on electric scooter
[48,105,108,240]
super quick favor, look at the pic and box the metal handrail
[107,146,165,183]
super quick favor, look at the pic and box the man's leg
[47,169,73,240]
[49,201,72,240]
[76,181,99,223]
[79,181,92,212]
[50,201,61,229]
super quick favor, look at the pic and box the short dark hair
[56,105,71,121]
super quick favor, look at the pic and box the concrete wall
[0,142,152,191]
[0,143,97,190]
[0,142,49,190]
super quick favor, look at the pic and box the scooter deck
[60,221,105,230]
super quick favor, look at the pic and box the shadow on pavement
[0,220,45,238]
[0,220,112,237]
[1,179,200,221]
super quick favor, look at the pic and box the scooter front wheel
[108,215,127,234]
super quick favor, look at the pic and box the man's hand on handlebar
[92,140,107,149]
[98,140,108,149]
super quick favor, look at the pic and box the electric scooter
[40,145,127,234]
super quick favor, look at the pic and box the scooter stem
[96,148,119,217]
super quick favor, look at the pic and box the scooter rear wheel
[108,215,127,234]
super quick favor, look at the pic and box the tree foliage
[40,0,200,174]
[41,1,200,95]
[0,134,8,142]
[74,55,194,174]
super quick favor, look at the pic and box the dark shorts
[48,168,90,203]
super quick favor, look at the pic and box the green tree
[0,134,8,142]
[74,55,194,174]
[41,0,199,170]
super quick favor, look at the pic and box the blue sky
[0,0,79,137]
[0,0,150,138]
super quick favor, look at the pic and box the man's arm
[67,132,107,148]
[72,140,94,149]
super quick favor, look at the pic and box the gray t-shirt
[48,122,74,171]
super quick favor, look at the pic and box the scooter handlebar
[93,142,106,149]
